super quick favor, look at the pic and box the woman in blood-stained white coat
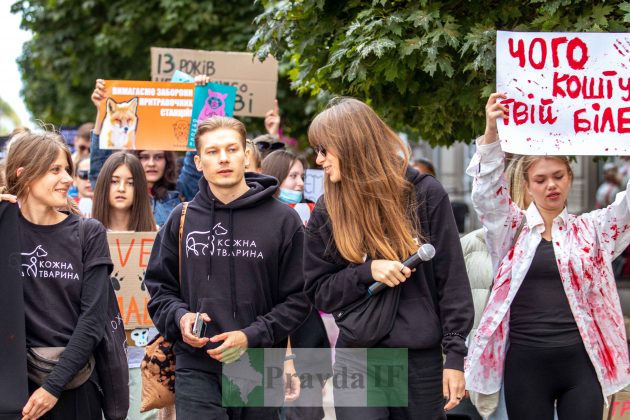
[464,93,630,420]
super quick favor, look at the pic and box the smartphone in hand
[192,312,207,338]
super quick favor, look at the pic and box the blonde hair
[308,97,419,263]
[505,155,528,209]
[193,116,247,152]
[1,131,79,214]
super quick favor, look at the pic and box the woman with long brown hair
[0,131,113,419]
[303,98,473,419]
[92,152,157,232]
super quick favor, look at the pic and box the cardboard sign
[98,80,194,151]
[607,391,630,419]
[496,31,630,155]
[188,83,238,148]
[107,232,157,330]
[151,47,278,117]
[304,169,324,203]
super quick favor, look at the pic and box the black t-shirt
[19,213,112,347]
[509,238,582,347]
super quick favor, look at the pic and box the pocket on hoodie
[386,297,442,347]
[197,297,257,342]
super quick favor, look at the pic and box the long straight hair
[2,130,79,214]
[308,97,419,263]
[92,152,156,232]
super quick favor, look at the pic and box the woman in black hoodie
[303,98,474,420]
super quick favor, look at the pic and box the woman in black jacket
[0,131,112,420]
[303,98,474,419]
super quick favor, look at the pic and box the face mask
[278,188,303,204]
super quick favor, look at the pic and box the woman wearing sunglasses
[73,158,93,218]
[303,97,473,419]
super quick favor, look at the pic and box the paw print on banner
[139,270,147,292]
[110,271,124,291]
[614,38,630,68]
[173,120,189,143]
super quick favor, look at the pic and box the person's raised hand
[91,79,106,109]
[264,100,281,136]
[194,75,211,86]
[179,312,211,348]
[370,260,411,288]
[483,92,508,145]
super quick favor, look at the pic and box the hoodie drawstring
[229,208,236,319]
[208,199,215,287]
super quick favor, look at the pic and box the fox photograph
[100,97,139,150]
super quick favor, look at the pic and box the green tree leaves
[250,0,630,145]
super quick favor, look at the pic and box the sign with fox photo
[98,80,194,151]
[150,48,278,117]
[107,231,157,330]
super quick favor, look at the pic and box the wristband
[284,354,296,362]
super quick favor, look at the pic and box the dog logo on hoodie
[186,223,228,258]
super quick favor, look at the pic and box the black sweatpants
[504,342,603,420]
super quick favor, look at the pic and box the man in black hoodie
[145,116,310,418]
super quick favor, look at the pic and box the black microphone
[367,243,436,297]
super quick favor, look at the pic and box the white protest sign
[304,169,324,203]
[496,31,630,155]
[151,48,278,117]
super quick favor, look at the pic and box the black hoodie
[303,167,474,371]
[145,173,310,373]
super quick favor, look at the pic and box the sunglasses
[256,141,285,152]
[77,145,90,153]
[314,145,327,157]
[77,169,89,180]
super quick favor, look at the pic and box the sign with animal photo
[496,31,630,155]
[107,231,157,330]
[151,47,278,117]
[188,82,238,148]
[98,80,194,151]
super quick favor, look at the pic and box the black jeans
[504,342,604,420]
[175,368,280,420]
[333,346,446,420]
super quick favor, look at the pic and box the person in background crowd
[89,79,196,226]
[461,155,528,420]
[74,157,93,218]
[411,157,437,177]
[92,152,157,232]
[304,97,474,419]
[254,134,286,160]
[261,149,330,420]
[0,130,112,419]
[144,116,311,419]
[71,123,94,164]
[261,150,308,205]
[465,93,630,420]
[91,151,158,420]
[245,139,262,172]
[595,162,621,209]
